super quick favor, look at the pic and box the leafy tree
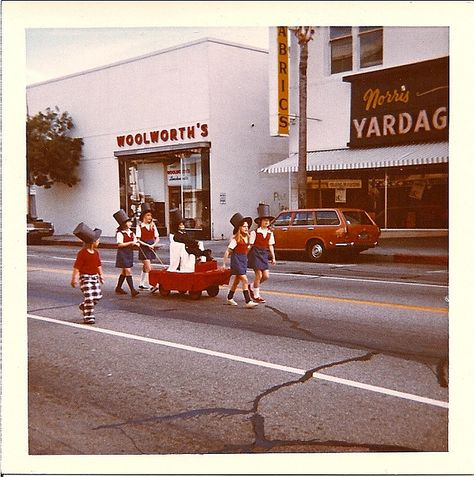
[27,107,83,188]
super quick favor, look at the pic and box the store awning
[260,142,448,173]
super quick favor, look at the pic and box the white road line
[28,313,448,409]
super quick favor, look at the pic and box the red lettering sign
[115,123,209,148]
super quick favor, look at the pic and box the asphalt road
[26,245,449,457]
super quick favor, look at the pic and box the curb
[37,238,448,266]
[393,254,448,266]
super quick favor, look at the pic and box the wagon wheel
[158,285,170,297]
[206,285,220,297]
[189,290,202,300]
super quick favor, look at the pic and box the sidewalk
[39,234,448,266]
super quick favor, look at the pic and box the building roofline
[27,37,268,88]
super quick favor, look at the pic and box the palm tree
[291,27,315,208]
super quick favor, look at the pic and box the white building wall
[288,26,449,156]
[207,41,288,239]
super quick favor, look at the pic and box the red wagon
[149,261,231,300]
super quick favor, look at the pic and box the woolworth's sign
[343,57,448,148]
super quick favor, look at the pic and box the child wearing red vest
[248,204,276,303]
[136,203,160,290]
[223,213,258,309]
[71,223,104,324]
[113,209,140,297]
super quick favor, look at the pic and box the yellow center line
[29,267,448,314]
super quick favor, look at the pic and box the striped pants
[80,274,103,319]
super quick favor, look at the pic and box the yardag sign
[344,57,448,147]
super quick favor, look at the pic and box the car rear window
[273,212,292,226]
[315,210,340,225]
[292,211,315,225]
[342,210,373,225]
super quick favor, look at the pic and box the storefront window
[306,164,448,230]
[167,150,210,237]
[117,146,211,239]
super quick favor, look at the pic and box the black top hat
[254,203,275,224]
[113,209,132,226]
[169,208,184,234]
[230,212,252,234]
[139,202,152,220]
[73,222,102,244]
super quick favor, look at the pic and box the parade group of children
[223,203,276,309]
[71,202,276,324]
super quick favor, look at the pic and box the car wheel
[306,240,325,262]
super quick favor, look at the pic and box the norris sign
[343,57,448,147]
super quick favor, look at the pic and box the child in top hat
[222,213,258,308]
[248,203,276,304]
[71,222,104,324]
[136,203,160,290]
[113,209,140,297]
[170,209,214,261]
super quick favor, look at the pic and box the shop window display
[118,148,210,239]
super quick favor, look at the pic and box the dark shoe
[115,288,127,295]
[253,296,266,304]
[79,303,84,312]
[131,289,140,298]
[83,317,95,324]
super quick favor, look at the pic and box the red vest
[140,225,155,241]
[234,240,249,254]
[122,231,135,243]
[254,231,272,249]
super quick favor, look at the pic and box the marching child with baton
[136,203,160,290]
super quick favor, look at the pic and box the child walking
[71,223,104,324]
[136,203,160,290]
[248,203,276,304]
[113,209,140,297]
[222,213,258,309]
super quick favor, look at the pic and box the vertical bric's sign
[269,27,289,136]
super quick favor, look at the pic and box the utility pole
[291,26,315,209]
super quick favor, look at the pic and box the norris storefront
[263,56,449,231]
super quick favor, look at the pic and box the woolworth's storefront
[26,39,289,239]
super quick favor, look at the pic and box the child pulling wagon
[136,202,160,290]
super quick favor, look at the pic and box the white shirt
[116,229,135,244]
[135,221,159,239]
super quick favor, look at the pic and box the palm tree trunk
[297,40,308,209]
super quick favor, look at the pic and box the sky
[26,27,270,84]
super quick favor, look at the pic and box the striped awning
[261,142,448,173]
